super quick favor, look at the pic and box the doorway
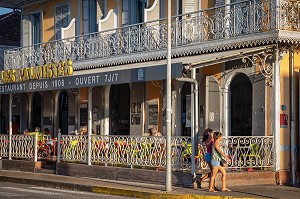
[181,83,191,136]
[59,90,69,135]
[110,84,130,135]
[32,93,41,131]
[230,73,252,136]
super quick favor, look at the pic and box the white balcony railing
[0,134,275,172]
[4,0,278,70]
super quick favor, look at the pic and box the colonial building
[0,0,299,185]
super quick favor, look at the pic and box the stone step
[35,168,56,174]
[194,171,276,189]
[41,162,56,170]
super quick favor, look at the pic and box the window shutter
[215,0,225,6]
[55,6,62,39]
[39,11,43,43]
[98,0,104,19]
[122,0,129,26]
[62,5,69,28]
[83,0,89,34]
[252,75,266,135]
[55,4,69,40]
[22,15,31,46]
[185,0,195,14]
[208,76,221,131]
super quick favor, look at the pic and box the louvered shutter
[208,76,221,131]
[98,0,104,19]
[185,0,195,14]
[83,0,89,34]
[22,15,31,47]
[215,0,225,6]
[252,74,265,136]
[55,6,62,39]
[62,5,69,28]
[122,0,129,26]
[55,4,69,40]
[39,11,43,43]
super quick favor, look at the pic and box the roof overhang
[0,0,47,9]
[184,45,275,69]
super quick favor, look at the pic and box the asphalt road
[0,181,135,199]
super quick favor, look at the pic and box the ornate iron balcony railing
[280,0,300,31]
[4,0,297,71]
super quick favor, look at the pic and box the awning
[0,63,182,94]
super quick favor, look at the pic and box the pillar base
[275,171,290,185]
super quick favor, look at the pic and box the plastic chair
[239,143,262,170]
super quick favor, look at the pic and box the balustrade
[4,0,283,70]
[0,134,275,171]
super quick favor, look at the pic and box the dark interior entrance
[230,74,252,136]
[181,83,191,136]
[32,93,41,131]
[59,90,69,135]
[110,84,130,135]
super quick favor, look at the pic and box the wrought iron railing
[10,135,34,159]
[55,135,274,171]
[0,135,9,157]
[280,0,300,31]
[4,0,278,70]
[0,134,274,171]
[59,135,87,162]
[222,136,274,169]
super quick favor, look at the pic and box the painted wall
[23,0,78,43]
[92,86,104,134]
[130,82,145,135]
[279,50,300,171]
[147,81,163,133]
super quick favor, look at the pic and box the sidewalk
[0,170,299,199]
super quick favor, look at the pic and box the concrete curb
[0,176,93,192]
[0,175,265,199]
[92,185,264,199]
[92,186,268,199]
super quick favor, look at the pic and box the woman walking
[197,128,214,188]
[209,132,231,192]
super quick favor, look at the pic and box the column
[87,87,92,165]
[274,48,281,172]
[8,94,12,160]
[104,85,110,135]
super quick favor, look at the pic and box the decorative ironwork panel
[4,0,277,70]
[221,136,275,169]
[11,135,34,159]
[0,135,9,157]
[91,135,167,168]
[59,135,87,163]
[280,0,300,31]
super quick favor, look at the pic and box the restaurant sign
[1,60,73,83]
[0,63,182,94]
